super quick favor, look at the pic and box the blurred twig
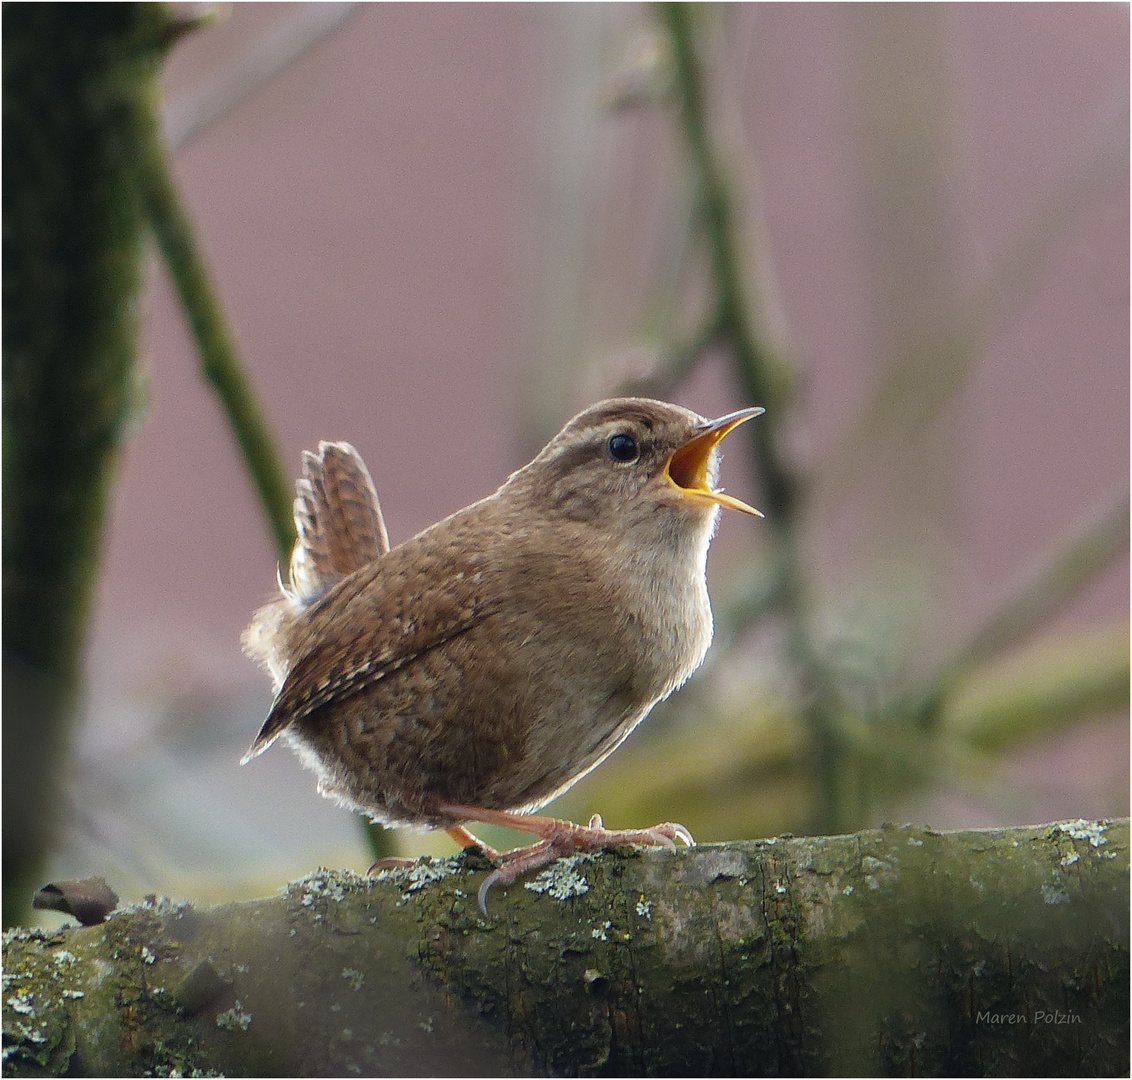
[164,2,361,152]
[661,3,795,512]
[141,141,295,559]
[927,494,1130,706]
[657,3,1128,835]
[141,117,393,863]
[943,624,1129,752]
[159,2,392,859]
[823,88,1128,500]
[662,2,858,831]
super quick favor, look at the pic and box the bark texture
[3,819,1128,1077]
[2,2,168,925]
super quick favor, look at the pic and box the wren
[242,397,763,912]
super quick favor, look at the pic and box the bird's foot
[437,803,694,915]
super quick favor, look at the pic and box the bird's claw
[644,822,695,850]
[472,817,695,917]
[477,868,506,916]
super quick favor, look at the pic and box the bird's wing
[242,520,498,762]
[289,441,390,606]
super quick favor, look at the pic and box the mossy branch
[5,820,1128,1077]
[2,2,171,927]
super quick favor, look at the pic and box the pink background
[57,4,1127,905]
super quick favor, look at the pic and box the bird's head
[507,397,764,532]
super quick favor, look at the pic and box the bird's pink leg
[436,802,694,915]
[446,824,501,860]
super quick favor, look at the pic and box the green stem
[140,142,295,562]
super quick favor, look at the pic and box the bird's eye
[607,432,638,462]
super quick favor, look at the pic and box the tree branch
[5,819,1127,1076]
[2,2,170,927]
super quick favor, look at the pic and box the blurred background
[29,3,1128,914]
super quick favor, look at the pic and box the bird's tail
[242,441,389,695]
[289,441,389,603]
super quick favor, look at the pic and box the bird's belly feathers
[284,573,713,827]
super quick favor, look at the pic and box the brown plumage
[242,398,763,911]
[291,441,389,600]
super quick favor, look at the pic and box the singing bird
[242,398,763,912]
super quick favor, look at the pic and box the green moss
[3,1,174,927]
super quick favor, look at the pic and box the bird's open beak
[664,407,765,516]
